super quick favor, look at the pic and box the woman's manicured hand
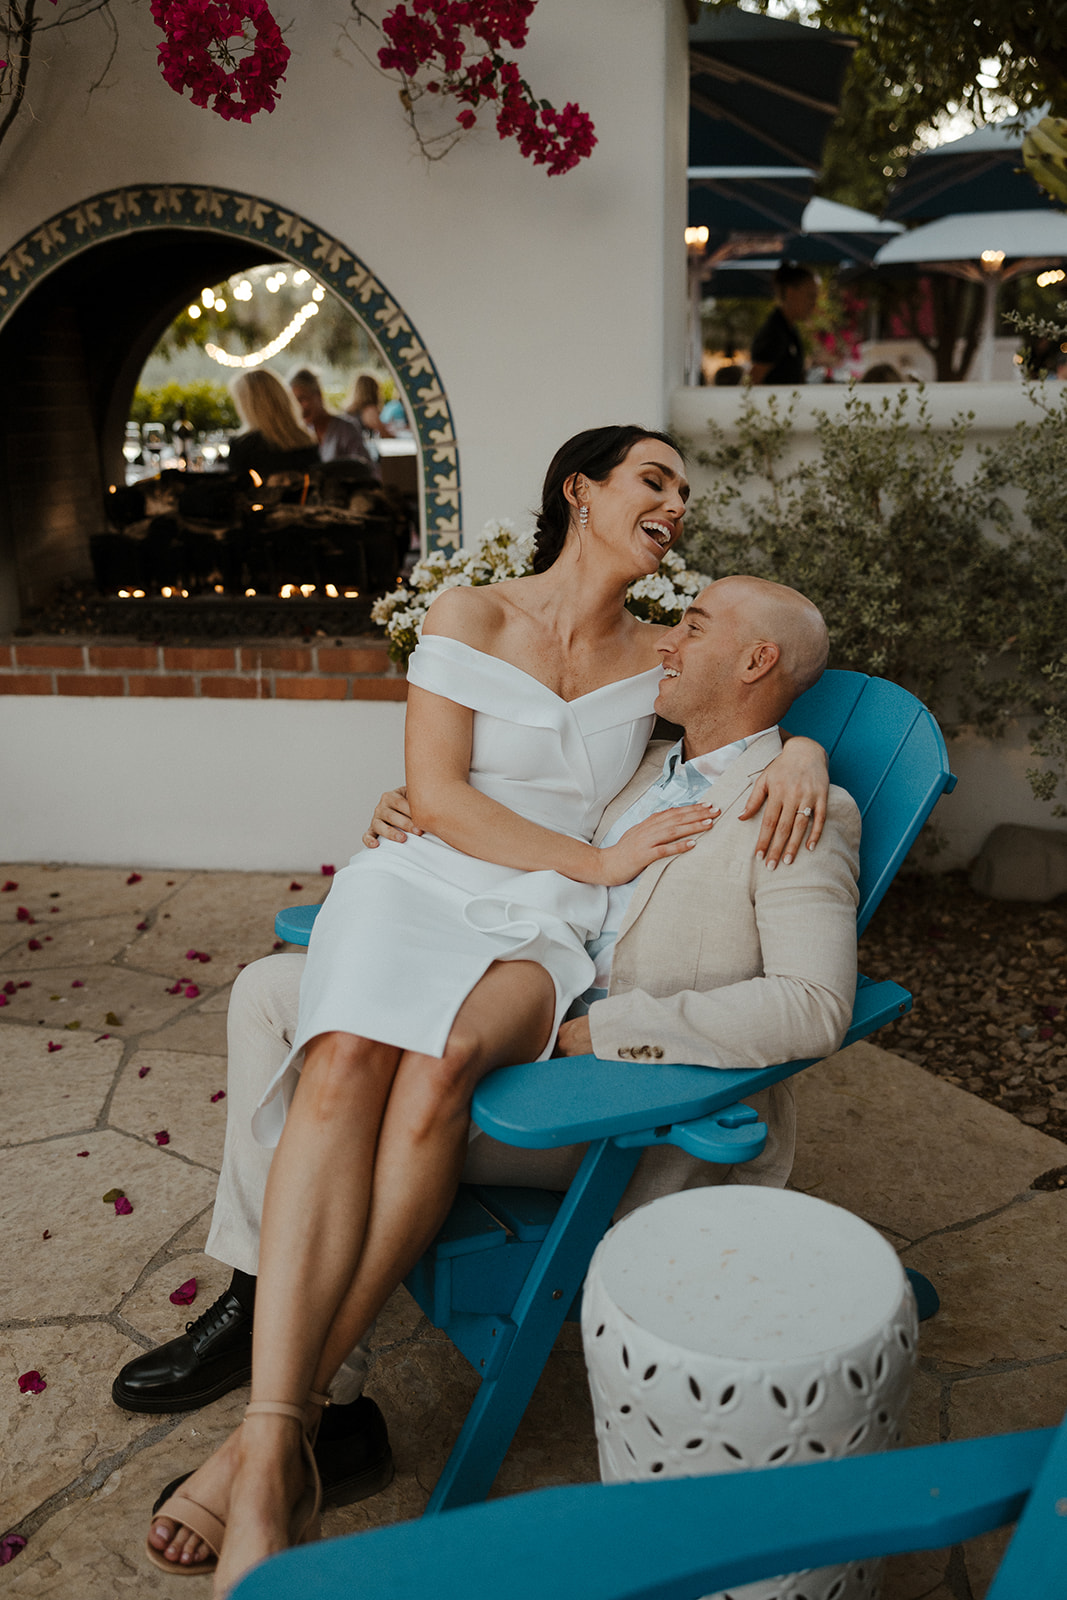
[594,803,719,886]
[739,735,828,866]
[362,786,420,849]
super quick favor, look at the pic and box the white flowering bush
[373,521,712,665]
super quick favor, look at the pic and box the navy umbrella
[688,7,856,237]
[885,109,1051,222]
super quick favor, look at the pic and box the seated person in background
[119,577,860,1530]
[748,263,818,386]
[379,394,409,430]
[860,362,904,383]
[713,363,744,387]
[289,368,379,475]
[226,370,319,482]
[347,372,396,441]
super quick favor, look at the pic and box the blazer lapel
[614,729,784,940]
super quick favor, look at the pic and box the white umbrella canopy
[800,197,904,236]
[874,209,1067,265]
[873,208,1067,381]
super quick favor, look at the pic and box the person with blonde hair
[346,373,396,441]
[227,370,319,481]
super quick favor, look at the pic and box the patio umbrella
[885,108,1051,222]
[873,209,1067,380]
[687,7,857,237]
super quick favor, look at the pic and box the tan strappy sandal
[145,1391,327,1577]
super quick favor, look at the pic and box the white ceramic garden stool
[581,1187,919,1600]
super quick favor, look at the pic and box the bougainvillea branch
[150,0,290,122]
[350,0,595,175]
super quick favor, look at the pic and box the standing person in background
[748,264,818,386]
[227,371,319,481]
[289,369,379,475]
[347,373,396,442]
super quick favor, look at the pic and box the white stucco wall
[0,697,407,872]
[0,0,689,538]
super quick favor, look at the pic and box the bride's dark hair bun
[533,425,685,573]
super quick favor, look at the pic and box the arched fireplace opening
[0,190,460,635]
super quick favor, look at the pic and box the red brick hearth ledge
[0,639,407,700]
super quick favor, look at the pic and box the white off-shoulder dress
[252,634,660,1145]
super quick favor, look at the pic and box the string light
[1038,268,1066,288]
[205,298,319,368]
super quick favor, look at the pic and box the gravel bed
[859,869,1067,1155]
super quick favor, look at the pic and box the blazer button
[651,1046,664,1059]
[618,1046,632,1060]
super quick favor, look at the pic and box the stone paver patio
[2,865,1066,1597]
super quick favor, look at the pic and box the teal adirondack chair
[233,1413,1066,1600]
[274,670,957,1514]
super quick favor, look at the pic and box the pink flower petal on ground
[126,872,142,885]
[169,1277,197,1306]
[0,1534,27,1565]
[136,921,148,932]
[185,949,199,960]
[138,1064,150,1078]
[1039,1026,1055,1040]
[42,1229,52,1240]
[46,1041,62,1053]
[184,983,200,998]
[1043,1005,1061,1021]
[211,1090,226,1103]
[1,880,17,892]
[3,981,15,994]
[272,939,284,951]
[27,939,42,951]
[0,995,7,1008]
[114,1196,133,1215]
[165,981,183,994]
[289,881,303,891]
[44,935,52,942]
[321,864,335,876]
[16,906,34,922]
[154,1130,170,1146]
[71,980,84,988]
[76,1150,89,1157]
[197,952,211,963]
[49,906,59,913]
[18,1371,46,1394]
[95,1033,111,1042]
[17,980,30,988]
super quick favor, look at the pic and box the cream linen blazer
[583,730,861,1196]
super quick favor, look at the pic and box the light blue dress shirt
[571,730,773,1014]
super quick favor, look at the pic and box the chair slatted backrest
[787,670,955,936]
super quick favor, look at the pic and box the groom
[113,576,861,1502]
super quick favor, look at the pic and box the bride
[147,425,827,1594]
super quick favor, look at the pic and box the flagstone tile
[0,962,210,1040]
[903,1192,1067,1368]
[0,1323,151,1529]
[122,872,321,982]
[118,1251,233,1347]
[0,866,190,927]
[2,1130,218,1320]
[0,1030,121,1146]
[946,1357,1067,1439]
[3,1392,246,1597]
[792,1042,1067,1239]
[136,1004,230,1055]
[110,1049,228,1169]
[0,915,160,975]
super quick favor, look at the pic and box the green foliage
[132,381,239,433]
[678,386,1067,809]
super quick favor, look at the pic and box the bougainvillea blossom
[170,1277,198,1306]
[151,0,291,123]
[18,1371,46,1394]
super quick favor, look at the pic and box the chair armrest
[471,975,912,1149]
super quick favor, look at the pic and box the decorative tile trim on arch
[0,185,461,550]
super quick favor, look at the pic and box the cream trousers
[204,953,795,1400]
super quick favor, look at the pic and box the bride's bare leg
[147,1031,401,1577]
[216,960,554,1596]
[313,959,556,1387]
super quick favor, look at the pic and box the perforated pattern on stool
[581,1197,918,1600]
